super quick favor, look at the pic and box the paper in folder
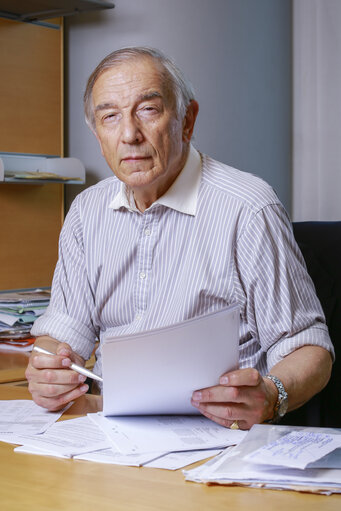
[102,304,239,416]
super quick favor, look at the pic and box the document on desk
[12,416,111,457]
[184,424,341,494]
[74,447,166,466]
[88,412,246,455]
[102,304,239,416]
[0,400,66,437]
[74,446,221,470]
[243,429,341,469]
[143,448,222,470]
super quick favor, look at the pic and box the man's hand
[191,368,277,430]
[25,337,89,411]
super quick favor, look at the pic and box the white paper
[102,305,239,415]
[244,430,341,469]
[184,424,341,493]
[0,400,66,436]
[14,445,69,458]
[88,413,246,455]
[75,447,165,466]
[144,449,222,470]
[0,312,18,326]
[75,446,221,470]
[11,416,111,457]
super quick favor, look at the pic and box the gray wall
[65,0,292,211]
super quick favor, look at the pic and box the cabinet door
[0,18,62,155]
[0,18,64,289]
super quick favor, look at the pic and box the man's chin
[121,166,158,185]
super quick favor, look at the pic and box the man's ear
[182,100,199,143]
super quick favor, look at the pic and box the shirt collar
[109,144,202,216]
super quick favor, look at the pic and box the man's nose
[121,115,143,144]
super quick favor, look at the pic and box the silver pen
[33,346,103,382]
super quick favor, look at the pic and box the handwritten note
[244,430,341,469]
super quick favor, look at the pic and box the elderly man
[26,47,333,430]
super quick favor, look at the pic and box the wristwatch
[265,374,288,423]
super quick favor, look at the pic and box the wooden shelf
[0,0,114,23]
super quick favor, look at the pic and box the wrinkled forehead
[92,56,176,107]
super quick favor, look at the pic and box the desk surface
[0,350,30,383]
[0,386,340,511]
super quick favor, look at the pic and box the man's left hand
[191,368,277,430]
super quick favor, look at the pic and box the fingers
[30,352,70,370]
[56,342,86,366]
[196,408,249,430]
[26,341,88,411]
[191,379,265,406]
[26,364,89,410]
[191,368,270,429]
[27,364,86,386]
[30,384,89,411]
[219,368,263,387]
[191,398,264,430]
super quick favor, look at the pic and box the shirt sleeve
[31,196,97,361]
[235,203,335,370]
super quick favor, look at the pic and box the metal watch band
[265,374,288,423]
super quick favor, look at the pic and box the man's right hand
[25,336,89,411]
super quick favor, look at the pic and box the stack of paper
[0,289,50,351]
[84,413,246,468]
[2,400,341,482]
[0,400,245,470]
[184,424,341,494]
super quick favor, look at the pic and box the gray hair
[84,46,196,130]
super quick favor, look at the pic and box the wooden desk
[0,351,30,384]
[0,387,340,511]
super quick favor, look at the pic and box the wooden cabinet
[0,17,64,289]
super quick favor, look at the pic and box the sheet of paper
[144,449,222,470]
[244,430,341,469]
[75,446,221,470]
[309,448,341,469]
[14,445,69,458]
[0,400,66,436]
[75,448,165,466]
[10,416,111,457]
[102,304,239,415]
[184,424,341,493]
[88,413,246,455]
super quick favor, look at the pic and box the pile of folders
[0,289,50,351]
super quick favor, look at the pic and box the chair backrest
[283,221,341,427]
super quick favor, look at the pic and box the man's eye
[103,113,117,122]
[138,106,158,117]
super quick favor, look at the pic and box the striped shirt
[32,145,334,379]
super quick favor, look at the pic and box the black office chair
[282,221,341,428]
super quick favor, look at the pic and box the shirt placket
[134,208,159,321]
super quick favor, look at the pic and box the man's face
[92,57,190,196]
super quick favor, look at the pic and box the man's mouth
[122,155,150,160]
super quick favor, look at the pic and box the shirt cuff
[267,324,335,369]
[31,308,96,361]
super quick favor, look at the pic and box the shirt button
[144,228,151,236]
[135,313,142,320]
[139,271,146,280]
